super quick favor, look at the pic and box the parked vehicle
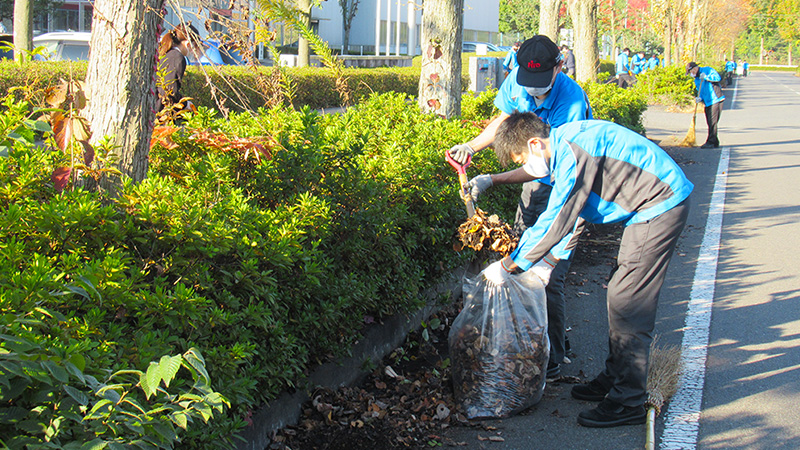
[462,41,502,53]
[190,39,245,66]
[32,32,91,61]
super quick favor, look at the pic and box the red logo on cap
[528,61,541,69]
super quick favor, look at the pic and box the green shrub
[598,59,615,75]
[581,81,647,134]
[0,61,423,112]
[631,65,695,107]
[461,88,500,122]
[1,91,510,448]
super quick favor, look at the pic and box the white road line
[659,146,730,450]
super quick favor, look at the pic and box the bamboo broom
[645,336,682,450]
[680,102,701,147]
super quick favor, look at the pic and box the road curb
[235,269,465,450]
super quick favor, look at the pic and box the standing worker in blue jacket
[631,50,645,75]
[448,34,592,378]
[615,48,633,88]
[687,61,725,148]
[647,54,660,71]
[502,41,521,77]
[477,113,693,428]
[723,58,737,85]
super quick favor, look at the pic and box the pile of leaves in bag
[269,300,477,449]
[270,220,624,449]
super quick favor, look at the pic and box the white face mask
[523,142,550,178]
[525,82,553,98]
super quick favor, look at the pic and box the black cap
[516,35,562,87]
[686,61,698,73]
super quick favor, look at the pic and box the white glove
[531,258,556,286]
[464,174,493,201]
[448,143,475,165]
[483,260,508,286]
[695,96,703,104]
[699,72,707,80]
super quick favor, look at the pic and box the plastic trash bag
[449,268,549,420]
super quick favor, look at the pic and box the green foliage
[0,91,500,448]
[0,61,420,113]
[598,59,615,75]
[630,65,696,107]
[498,0,538,40]
[461,88,500,122]
[581,81,648,134]
[0,306,228,449]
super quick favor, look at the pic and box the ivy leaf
[51,167,71,193]
[45,82,69,107]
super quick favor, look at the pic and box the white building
[27,1,500,57]
[303,0,500,56]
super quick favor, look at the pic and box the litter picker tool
[446,151,476,218]
[680,101,701,147]
[644,336,682,450]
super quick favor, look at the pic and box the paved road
[441,71,800,449]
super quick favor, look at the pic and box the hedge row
[0,61,446,112]
[0,91,521,448]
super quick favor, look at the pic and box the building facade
[26,0,499,57]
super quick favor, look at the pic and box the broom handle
[645,407,656,450]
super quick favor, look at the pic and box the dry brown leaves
[457,208,518,256]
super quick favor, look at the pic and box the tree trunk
[298,0,311,66]
[567,0,598,82]
[418,0,462,119]
[539,0,561,41]
[13,0,32,62]
[84,0,165,186]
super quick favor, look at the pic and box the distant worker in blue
[502,41,521,77]
[724,58,736,85]
[448,34,592,380]
[615,47,634,88]
[687,61,725,148]
[477,113,693,428]
[646,53,660,71]
[631,50,645,75]
[743,60,749,77]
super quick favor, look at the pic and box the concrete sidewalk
[643,104,696,147]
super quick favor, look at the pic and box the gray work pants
[596,199,690,407]
[514,181,573,367]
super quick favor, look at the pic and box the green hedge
[630,65,696,107]
[0,61,422,112]
[0,91,518,448]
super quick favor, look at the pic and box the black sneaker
[570,378,610,401]
[546,362,561,378]
[577,398,646,428]
[700,142,719,149]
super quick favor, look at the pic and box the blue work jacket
[695,67,725,106]
[631,54,645,74]
[510,120,694,269]
[503,49,518,72]
[495,68,592,127]
[615,52,630,75]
